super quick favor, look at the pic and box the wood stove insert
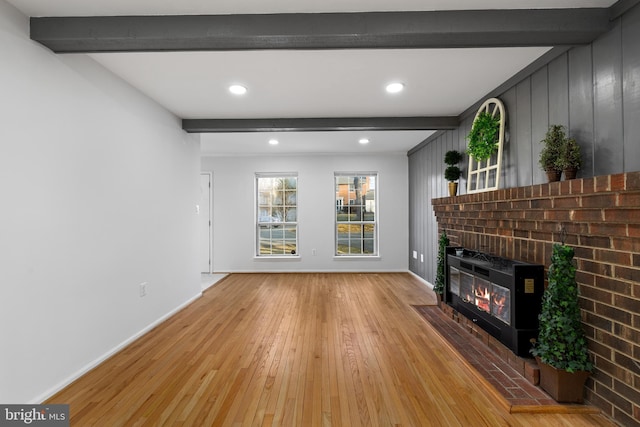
[444,247,544,357]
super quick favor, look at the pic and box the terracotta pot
[564,168,578,180]
[546,169,562,182]
[536,357,590,403]
[448,182,458,197]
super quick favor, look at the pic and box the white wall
[201,153,409,272]
[0,1,201,403]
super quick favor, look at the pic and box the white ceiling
[8,0,617,156]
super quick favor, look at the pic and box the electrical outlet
[312,248,317,256]
[139,282,147,297]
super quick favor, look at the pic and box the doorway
[200,172,212,273]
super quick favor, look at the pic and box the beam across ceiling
[182,117,459,133]
[30,9,612,53]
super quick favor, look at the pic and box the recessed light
[229,84,247,95]
[385,82,404,93]
[268,139,279,145]
[359,138,370,144]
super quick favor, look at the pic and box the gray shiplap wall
[408,3,640,283]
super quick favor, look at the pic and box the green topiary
[444,166,462,182]
[466,111,500,161]
[531,244,593,373]
[434,231,449,295]
[444,150,463,166]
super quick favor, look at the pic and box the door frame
[200,172,213,274]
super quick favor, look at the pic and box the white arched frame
[466,98,506,194]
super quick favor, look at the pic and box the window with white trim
[335,173,377,256]
[256,174,298,256]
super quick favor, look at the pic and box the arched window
[467,98,506,193]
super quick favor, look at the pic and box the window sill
[333,255,380,260]
[254,256,301,261]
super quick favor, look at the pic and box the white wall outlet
[420,254,424,263]
[139,282,148,297]
[413,250,418,259]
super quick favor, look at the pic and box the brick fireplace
[432,172,640,426]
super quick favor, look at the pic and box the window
[256,174,298,256]
[335,173,377,256]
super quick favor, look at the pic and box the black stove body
[444,247,544,357]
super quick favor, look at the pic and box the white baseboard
[408,270,434,289]
[32,292,202,404]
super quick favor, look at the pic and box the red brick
[582,193,619,208]
[582,177,596,194]
[586,311,613,332]
[580,234,612,249]
[611,173,626,191]
[595,249,633,266]
[615,295,640,315]
[605,208,640,223]
[581,284,613,303]
[615,265,640,283]
[570,178,583,194]
[523,209,545,220]
[618,191,640,207]
[597,383,634,413]
[627,171,640,190]
[570,209,604,221]
[581,259,612,276]
[596,302,633,325]
[546,209,573,221]
[524,360,540,385]
[560,179,572,194]
[530,230,553,241]
[612,408,638,426]
[612,237,640,252]
[596,275,632,294]
[588,338,613,360]
[596,175,611,192]
[590,223,628,238]
[554,196,581,208]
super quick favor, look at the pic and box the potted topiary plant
[539,125,567,182]
[558,137,582,180]
[444,150,463,196]
[433,231,450,302]
[466,111,500,161]
[530,243,593,403]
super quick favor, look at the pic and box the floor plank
[47,273,615,426]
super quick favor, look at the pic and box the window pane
[256,175,298,256]
[285,207,297,222]
[334,173,377,256]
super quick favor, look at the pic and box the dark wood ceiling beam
[31,9,612,53]
[181,117,459,133]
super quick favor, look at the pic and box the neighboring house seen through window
[335,173,377,256]
[256,174,298,256]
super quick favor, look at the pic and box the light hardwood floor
[47,273,615,426]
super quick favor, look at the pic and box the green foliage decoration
[444,166,462,182]
[531,244,594,373]
[444,150,463,182]
[444,150,463,166]
[434,231,450,295]
[559,137,582,170]
[466,111,500,161]
[539,125,567,172]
